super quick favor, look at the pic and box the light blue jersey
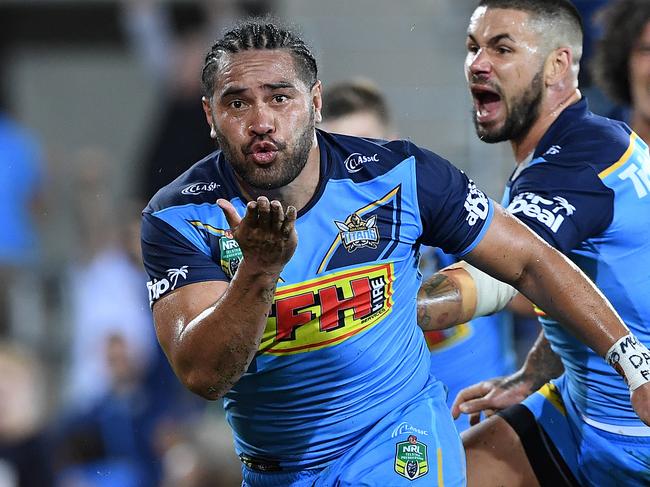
[142,130,493,483]
[502,98,650,482]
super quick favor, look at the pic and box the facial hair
[215,108,316,190]
[474,70,544,144]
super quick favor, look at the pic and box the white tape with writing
[605,334,650,391]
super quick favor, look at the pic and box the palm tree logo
[166,266,189,289]
[552,196,576,215]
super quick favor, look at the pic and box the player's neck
[631,110,650,146]
[237,136,321,211]
[511,89,581,164]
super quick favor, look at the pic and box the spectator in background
[320,79,397,139]
[120,0,275,201]
[0,341,54,487]
[0,111,45,344]
[592,0,650,144]
[55,155,209,485]
[62,147,157,411]
[321,79,516,433]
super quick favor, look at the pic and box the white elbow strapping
[462,263,518,318]
[606,334,650,391]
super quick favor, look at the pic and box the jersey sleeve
[507,162,614,254]
[141,211,229,307]
[413,144,494,256]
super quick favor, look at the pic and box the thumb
[217,198,242,229]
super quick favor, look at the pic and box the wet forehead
[214,49,304,96]
[468,6,536,44]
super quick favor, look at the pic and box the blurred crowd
[1,0,648,486]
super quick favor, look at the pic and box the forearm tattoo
[417,273,463,330]
[521,333,564,392]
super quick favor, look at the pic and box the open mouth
[471,85,503,123]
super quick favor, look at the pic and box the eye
[273,94,289,103]
[496,46,512,55]
[467,43,479,54]
[229,100,246,109]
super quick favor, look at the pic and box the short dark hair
[201,18,318,97]
[591,0,650,106]
[321,79,391,125]
[478,0,584,38]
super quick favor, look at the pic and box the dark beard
[473,70,543,144]
[215,109,315,190]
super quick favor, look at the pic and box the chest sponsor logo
[344,152,379,173]
[219,233,242,278]
[334,213,380,252]
[507,192,575,233]
[259,263,394,355]
[394,435,429,481]
[464,180,490,226]
[147,266,189,305]
[181,181,218,195]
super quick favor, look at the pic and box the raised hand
[217,196,298,272]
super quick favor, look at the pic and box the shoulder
[538,111,633,173]
[318,130,451,183]
[144,151,238,214]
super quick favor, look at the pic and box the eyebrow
[467,33,516,45]
[220,81,298,99]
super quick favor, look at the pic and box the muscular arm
[465,204,627,357]
[419,204,628,356]
[417,267,475,331]
[152,197,297,400]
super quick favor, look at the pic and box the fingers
[217,198,242,229]
[219,196,295,239]
[270,200,284,232]
[451,381,492,418]
[257,197,271,229]
[281,205,297,238]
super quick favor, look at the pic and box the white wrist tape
[460,262,518,319]
[605,334,650,391]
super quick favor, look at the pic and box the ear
[545,47,572,86]
[202,96,217,139]
[311,80,323,124]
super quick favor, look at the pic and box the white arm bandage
[605,334,650,391]
[460,262,518,319]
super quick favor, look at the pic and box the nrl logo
[219,233,242,278]
[334,213,380,252]
[394,435,429,480]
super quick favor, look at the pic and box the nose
[467,48,492,78]
[248,104,275,137]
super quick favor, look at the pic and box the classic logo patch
[259,263,394,355]
[334,213,380,252]
[395,435,429,480]
[181,181,218,195]
[344,152,379,173]
[219,233,242,278]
